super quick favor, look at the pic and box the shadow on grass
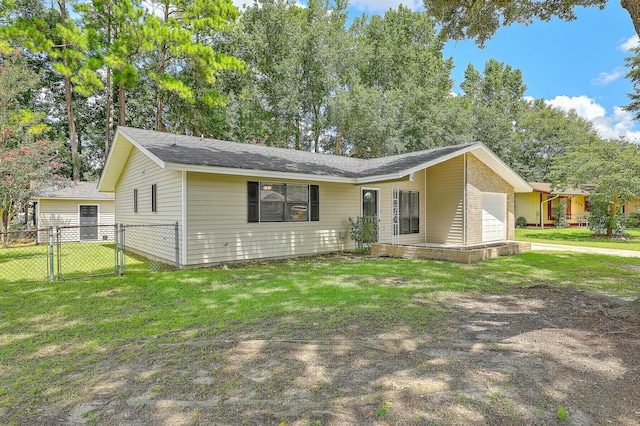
[0,252,638,424]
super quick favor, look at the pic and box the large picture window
[400,191,419,234]
[248,181,319,223]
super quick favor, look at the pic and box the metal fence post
[114,224,119,275]
[48,226,54,281]
[119,224,125,275]
[174,221,180,269]
[55,226,62,281]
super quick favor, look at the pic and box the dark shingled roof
[119,127,476,178]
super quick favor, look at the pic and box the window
[151,184,157,212]
[133,189,138,213]
[399,191,419,234]
[248,181,319,222]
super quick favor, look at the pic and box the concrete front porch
[370,241,531,264]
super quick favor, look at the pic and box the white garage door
[482,193,507,242]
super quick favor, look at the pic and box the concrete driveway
[531,243,640,258]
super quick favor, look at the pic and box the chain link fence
[1,223,179,282]
[118,223,180,273]
[0,228,50,282]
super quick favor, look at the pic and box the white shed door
[482,193,506,242]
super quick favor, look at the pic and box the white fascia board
[119,130,166,170]
[163,162,357,184]
[98,132,134,192]
[355,173,405,184]
[34,197,113,201]
[98,129,167,192]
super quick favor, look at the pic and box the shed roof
[99,127,533,193]
[34,181,114,201]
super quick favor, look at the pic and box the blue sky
[232,1,640,142]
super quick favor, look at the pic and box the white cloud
[546,95,640,142]
[619,35,639,51]
[591,67,625,86]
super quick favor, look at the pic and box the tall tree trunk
[58,0,79,181]
[335,130,344,155]
[155,4,169,132]
[621,0,640,39]
[607,198,617,238]
[63,74,79,181]
[105,12,113,155]
[118,82,126,126]
[155,44,166,132]
[105,69,112,153]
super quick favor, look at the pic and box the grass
[516,227,640,251]
[0,250,639,423]
[0,242,146,282]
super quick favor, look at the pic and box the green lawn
[0,242,146,282]
[0,251,639,423]
[516,227,640,251]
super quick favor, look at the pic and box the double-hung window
[399,190,419,234]
[151,184,157,213]
[248,181,319,222]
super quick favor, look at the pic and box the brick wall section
[465,153,515,244]
[371,242,531,264]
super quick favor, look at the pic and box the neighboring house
[98,127,532,267]
[622,199,640,216]
[34,182,115,242]
[515,182,590,228]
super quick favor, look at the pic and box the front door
[79,205,98,241]
[362,189,379,243]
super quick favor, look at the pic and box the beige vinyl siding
[186,173,359,265]
[426,156,464,244]
[37,199,115,242]
[115,148,183,263]
[515,192,541,225]
[466,153,514,243]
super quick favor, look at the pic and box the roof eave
[98,128,167,192]
[356,143,479,183]
[164,162,357,183]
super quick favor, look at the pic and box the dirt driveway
[27,283,639,426]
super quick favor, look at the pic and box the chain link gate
[1,222,179,282]
[53,224,120,281]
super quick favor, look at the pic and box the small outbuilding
[34,182,115,242]
[98,127,533,266]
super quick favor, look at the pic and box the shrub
[348,215,377,250]
[516,216,527,228]
[588,199,627,237]
[626,212,640,228]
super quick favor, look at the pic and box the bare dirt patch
[17,286,640,425]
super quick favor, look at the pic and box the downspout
[463,153,467,245]
[540,194,559,229]
[181,171,187,267]
[424,168,427,244]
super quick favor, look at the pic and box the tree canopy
[0,0,611,185]
[422,0,634,46]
